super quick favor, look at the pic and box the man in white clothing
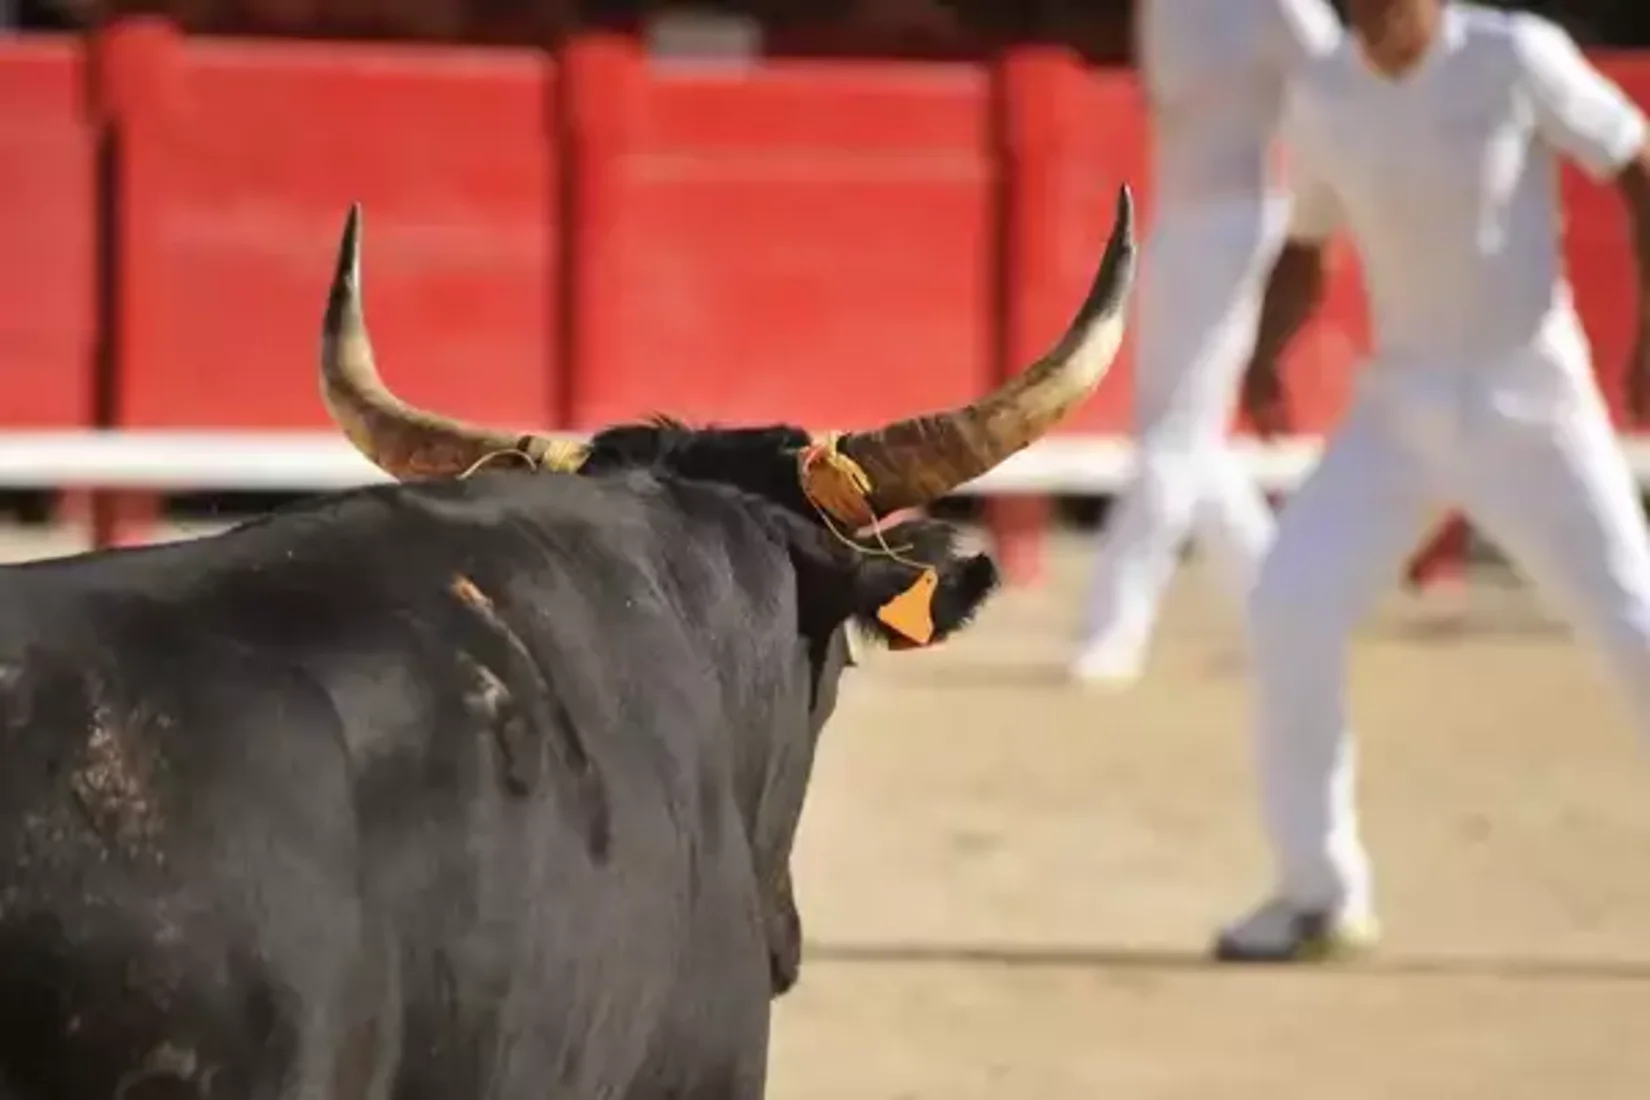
[1072,0,1343,686]
[1216,0,1650,962]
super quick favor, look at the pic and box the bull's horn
[838,185,1136,514]
[320,203,588,480]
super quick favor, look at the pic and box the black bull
[0,192,1134,1100]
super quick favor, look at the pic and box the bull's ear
[781,515,1001,651]
[845,520,1000,650]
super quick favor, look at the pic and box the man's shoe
[1212,896,1380,963]
[1068,640,1146,690]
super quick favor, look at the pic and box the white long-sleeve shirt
[1136,0,1343,206]
[1283,3,1648,362]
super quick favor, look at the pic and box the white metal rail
[4,429,1650,497]
[0,430,1340,494]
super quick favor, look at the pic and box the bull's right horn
[319,203,589,480]
[837,185,1136,516]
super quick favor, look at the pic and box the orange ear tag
[877,567,938,648]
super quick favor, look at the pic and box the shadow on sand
[805,939,1650,983]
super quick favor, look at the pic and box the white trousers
[1080,196,1287,655]
[1250,340,1650,915]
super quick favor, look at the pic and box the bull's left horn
[320,203,588,479]
[837,185,1136,514]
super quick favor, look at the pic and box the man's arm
[1252,240,1331,372]
[1613,152,1650,416]
[1516,13,1646,181]
[1617,153,1650,315]
[1241,152,1341,434]
[1241,239,1330,437]
[1514,13,1650,407]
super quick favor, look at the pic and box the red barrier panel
[0,38,96,428]
[566,48,996,430]
[105,25,560,431]
[1001,53,1145,437]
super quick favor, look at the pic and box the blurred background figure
[1068,0,1343,690]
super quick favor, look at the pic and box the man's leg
[1075,204,1280,684]
[1454,377,1650,735]
[1215,394,1438,961]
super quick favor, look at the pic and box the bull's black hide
[0,422,998,1100]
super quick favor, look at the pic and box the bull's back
[0,623,371,1100]
[0,476,778,1098]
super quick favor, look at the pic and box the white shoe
[1068,640,1145,689]
[1211,896,1380,963]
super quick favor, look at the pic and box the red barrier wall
[0,38,96,428]
[569,59,995,430]
[1,25,1649,576]
[103,27,561,431]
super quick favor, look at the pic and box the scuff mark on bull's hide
[449,574,493,615]
[67,681,167,864]
[450,574,545,796]
[452,652,534,796]
[448,574,611,862]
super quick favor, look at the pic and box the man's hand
[1243,241,1327,438]
[1242,359,1292,439]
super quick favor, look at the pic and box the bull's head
[318,193,1135,994]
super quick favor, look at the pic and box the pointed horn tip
[1091,183,1138,309]
[340,202,364,273]
[1108,183,1137,264]
[327,202,365,319]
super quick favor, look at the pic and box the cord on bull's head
[456,437,594,479]
[796,431,939,646]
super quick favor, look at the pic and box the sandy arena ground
[772,531,1650,1100]
[8,520,1650,1098]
